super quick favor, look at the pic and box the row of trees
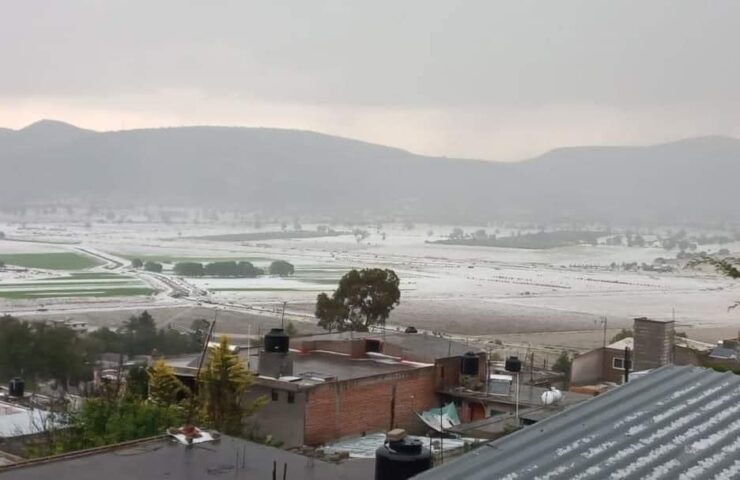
[131,259,295,277]
[0,312,203,387]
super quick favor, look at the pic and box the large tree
[315,268,401,332]
[198,337,265,435]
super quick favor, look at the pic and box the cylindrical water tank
[541,388,563,405]
[375,437,432,480]
[9,377,24,398]
[264,328,289,353]
[505,356,522,373]
[461,352,480,376]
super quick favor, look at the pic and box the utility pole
[281,301,287,328]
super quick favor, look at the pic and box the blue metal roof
[415,365,740,480]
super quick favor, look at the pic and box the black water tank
[505,356,522,373]
[9,377,24,398]
[461,352,480,376]
[264,328,289,353]
[375,438,432,480]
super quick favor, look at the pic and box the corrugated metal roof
[415,365,740,480]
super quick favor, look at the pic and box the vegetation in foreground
[0,312,203,386]
[28,337,266,458]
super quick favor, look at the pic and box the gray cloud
[2,0,740,159]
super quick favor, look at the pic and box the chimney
[633,317,674,371]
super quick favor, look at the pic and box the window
[365,339,381,353]
[612,358,632,370]
[287,392,295,404]
[271,390,278,401]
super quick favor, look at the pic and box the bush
[131,258,143,268]
[174,262,204,276]
[269,260,295,276]
[144,261,163,273]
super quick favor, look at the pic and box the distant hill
[1,120,739,224]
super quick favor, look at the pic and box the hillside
[1,120,738,224]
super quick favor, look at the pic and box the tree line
[130,258,295,277]
[0,311,203,388]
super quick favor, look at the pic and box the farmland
[0,252,102,270]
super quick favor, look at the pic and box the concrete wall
[634,317,674,371]
[303,367,437,445]
[571,348,604,386]
[243,385,306,448]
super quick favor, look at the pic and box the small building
[416,365,740,480]
[166,330,485,448]
[571,316,713,387]
[571,337,635,386]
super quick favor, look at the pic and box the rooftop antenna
[185,308,217,427]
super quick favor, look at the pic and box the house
[571,316,713,387]
[166,329,486,448]
[415,365,740,480]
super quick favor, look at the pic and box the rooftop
[0,401,50,438]
[168,349,426,385]
[607,337,634,350]
[295,331,481,362]
[416,365,740,480]
[0,434,373,480]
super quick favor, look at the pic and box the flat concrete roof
[296,331,481,362]
[0,435,373,480]
[254,350,426,382]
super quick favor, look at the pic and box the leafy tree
[449,228,465,240]
[130,258,143,269]
[125,365,149,400]
[553,351,572,384]
[238,261,264,277]
[0,315,34,381]
[174,262,204,276]
[120,311,158,356]
[610,328,633,344]
[148,360,189,407]
[269,260,295,276]
[285,320,297,337]
[315,268,401,332]
[198,337,266,435]
[144,261,163,273]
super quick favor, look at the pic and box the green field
[0,287,155,300]
[0,252,102,270]
[0,270,156,300]
[116,254,274,264]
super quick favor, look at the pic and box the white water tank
[541,387,563,405]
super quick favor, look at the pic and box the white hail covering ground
[1,221,739,337]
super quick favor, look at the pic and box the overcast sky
[2,1,740,161]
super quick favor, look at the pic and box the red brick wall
[304,367,437,445]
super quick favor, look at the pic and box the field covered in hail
[1,220,739,337]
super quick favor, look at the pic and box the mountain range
[1,119,738,225]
